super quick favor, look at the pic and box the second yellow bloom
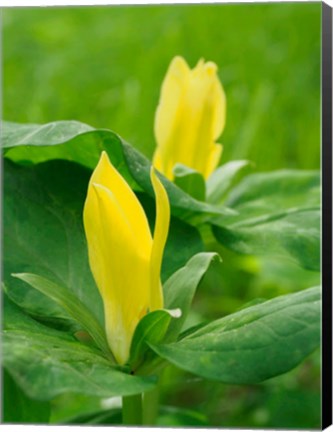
[153,56,226,180]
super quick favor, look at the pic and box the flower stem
[122,394,142,425]
[143,386,160,425]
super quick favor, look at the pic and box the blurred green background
[3,3,320,171]
[3,3,321,428]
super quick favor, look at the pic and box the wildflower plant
[2,55,321,426]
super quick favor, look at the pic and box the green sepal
[129,309,181,373]
[173,163,206,201]
[163,252,221,342]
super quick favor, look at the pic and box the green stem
[122,394,142,425]
[143,385,160,425]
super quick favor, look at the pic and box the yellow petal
[152,147,164,174]
[153,56,190,180]
[206,64,226,140]
[153,56,226,179]
[83,152,153,364]
[154,56,190,149]
[149,168,170,310]
[90,151,152,255]
[205,143,223,179]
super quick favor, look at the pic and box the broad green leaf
[3,297,157,400]
[3,158,104,326]
[213,207,320,271]
[3,280,78,332]
[206,160,252,204]
[2,120,93,150]
[163,252,221,341]
[210,170,320,271]
[12,273,111,359]
[3,369,50,424]
[150,287,320,384]
[2,121,137,189]
[129,309,180,372]
[2,120,234,221]
[224,169,320,216]
[173,163,206,201]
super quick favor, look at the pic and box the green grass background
[3,3,322,428]
[3,3,320,171]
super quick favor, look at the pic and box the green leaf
[3,297,157,400]
[3,280,78,332]
[12,273,111,359]
[2,120,94,151]
[173,163,206,201]
[163,252,221,341]
[3,158,104,326]
[2,120,234,222]
[150,287,321,384]
[206,160,252,204]
[3,369,50,423]
[225,169,320,214]
[213,207,320,271]
[211,170,320,271]
[129,309,180,372]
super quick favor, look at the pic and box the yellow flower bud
[153,56,226,180]
[83,152,170,365]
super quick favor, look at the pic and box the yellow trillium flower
[153,56,226,180]
[83,151,170,365]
